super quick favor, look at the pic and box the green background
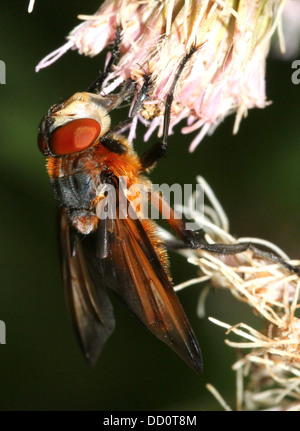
[0,1,299,411]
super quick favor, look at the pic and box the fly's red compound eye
[50,118,101,156]
[38,129,48,155]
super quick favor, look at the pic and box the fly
[38,28,299,374]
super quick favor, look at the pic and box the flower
[36,0,289,151]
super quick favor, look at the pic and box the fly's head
[38,92,112,158]
[38,92,117,235]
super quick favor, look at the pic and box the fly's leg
[150,191,300,276]
[88,24,149,113]
[101,73,153,151]
[87,26,122,93]
[140,46,197,170]
[129,73,152,119]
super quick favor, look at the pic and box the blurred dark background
[0,1,299,411]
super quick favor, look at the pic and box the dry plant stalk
[172,176,300,411]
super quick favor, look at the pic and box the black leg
[99,136,128,154]
[100,76,151,153]
[107,73,152,136]
[140,46,197,170]
[150,190,300,276]
[130,73,152,118]
[168,230,300,276]
[87,26,122,93]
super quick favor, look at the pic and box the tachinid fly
[37,43,204,374]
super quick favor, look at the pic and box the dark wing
[88,184,203,374]
[59,210,115,366]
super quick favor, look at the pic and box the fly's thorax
[48,149,102,213]
[51,161,102,235]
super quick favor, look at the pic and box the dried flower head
[170,176,300,411]
[36,0,290,151]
